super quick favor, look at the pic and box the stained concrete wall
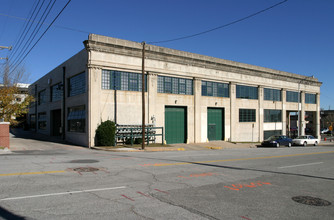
[28,49,88,146]
[28,34,322,147]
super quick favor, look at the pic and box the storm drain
[69,159,99,163]
[72,167,100,172]
[292,196,331,206]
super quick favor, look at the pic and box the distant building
[28,34,322,147]
[0,83,30,122]
[321,110,334,129]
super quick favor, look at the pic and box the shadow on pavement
[10,128,77,147]
[0,206,26,220]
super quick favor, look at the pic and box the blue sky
[0,0,333,109]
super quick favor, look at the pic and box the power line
[9,0,72,75]
[148,0,288,44]
[9,0,57,70]
[9,0,43,61]
[0,12,90,34]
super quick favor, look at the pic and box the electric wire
[9,0,57,70]
[4,0,38,59]
[9,0,72,76]
[148,0,288,44]
[0,13,89,34]
[9,0,44,61]
[0,0,14,42]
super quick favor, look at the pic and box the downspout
[62,67,66,140]
[35,84,37,132]
[114,72,117,124]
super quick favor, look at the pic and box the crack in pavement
[151,193,219,220]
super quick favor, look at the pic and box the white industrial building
[28,34,321,147]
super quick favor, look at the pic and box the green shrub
[134,138,142,144]
[95,120,116,146]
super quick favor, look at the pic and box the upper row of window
[101,70,317,104]
[38,72,86,105]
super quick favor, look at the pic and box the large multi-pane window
[38,112,46,130]
[264,88,281,101]
[264,109,282,122]
[68,72,86,97]
[236,85,258,100]
[38,90,46,105]
[264,130,282,140]
[157,76,193,95]
[202,81,229,97]
[101,70,147,92]
[51,83,63,102]
[239,109,256,122]
[286,91,299,103]
[67,105,85,133]
[305,93,316,104]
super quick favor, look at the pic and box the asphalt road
[1,140,333,220]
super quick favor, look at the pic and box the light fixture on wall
[215,102,217,106]
[175,100,177,104]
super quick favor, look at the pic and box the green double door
[165,107,187,144]
[207,108,224,141]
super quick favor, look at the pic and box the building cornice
[83,34,322,87]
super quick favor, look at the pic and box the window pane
[201,81,229,98]
[51,83,63,102]
[305,93,316,104]
[102,70,111,89]
[264,109,282,122]
[264,88,281,101]
[239,109,256,122]
[38,90,46,105]
[286,91,299,103]
[236,85,258,100]
[69,72,86,97]
[68,105,85,133]
[158,76,193,95]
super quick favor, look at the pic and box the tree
[0,62,33,125]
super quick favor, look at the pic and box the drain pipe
[62,66,66,140]
[35,84,37,132]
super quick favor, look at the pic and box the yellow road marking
[0,170,66,177]
[151,151,334,167]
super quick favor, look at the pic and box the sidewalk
[91,141,258,152]
[1,128,333,154]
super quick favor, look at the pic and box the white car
[292,135,320,146]
[321,128,329,134]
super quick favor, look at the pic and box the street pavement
[0,129,334,219]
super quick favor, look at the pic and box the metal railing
[115,124,164,146]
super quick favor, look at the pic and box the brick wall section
[0,122,10,149]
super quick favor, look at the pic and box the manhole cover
[69,159,99,163]
[72,167,100,172]
[292,196,331,206]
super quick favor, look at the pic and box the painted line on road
[0,170,66,177]
[278,162,324,169]
[140,151,334,167]
[0,186,127,201]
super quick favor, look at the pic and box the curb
[0,147,12,154]
[91,146,185,152]
[204,146,223,150]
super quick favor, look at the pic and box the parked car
[321,128,329,134]
[292,135,320,146]
[261,135,292,148]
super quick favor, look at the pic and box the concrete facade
[28,34,322,147]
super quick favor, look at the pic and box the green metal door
[207,108,224,141]
[165,107,187,144]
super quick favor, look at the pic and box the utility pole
[141,42,146,150]
[0,46,12,60]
